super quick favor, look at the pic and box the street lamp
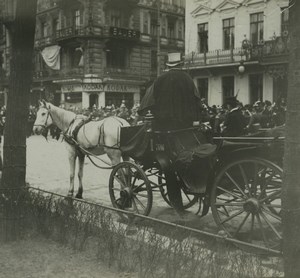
[238,60,245,75]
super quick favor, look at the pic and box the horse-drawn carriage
[109,114,284,251]
[33,93,284,253]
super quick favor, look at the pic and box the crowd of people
[199,97,286,137]
[0,96,286,141]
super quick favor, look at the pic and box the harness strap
[97,117,124,149]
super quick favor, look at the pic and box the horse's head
[33,100,53,135]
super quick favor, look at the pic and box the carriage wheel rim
[109,161,153,217]
[210,157,282,252]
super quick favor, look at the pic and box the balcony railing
[251,36,289,61]
[138,0,184,15]
[34,36,56,48]
[185,36,289,68]
[185,48,244,67]
[103,26,141,41]
[55,27,86,40]
[104,67,150,77]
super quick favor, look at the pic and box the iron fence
[0,186,283,278]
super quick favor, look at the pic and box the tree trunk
[0,0,37,189]
[282,1,300,277]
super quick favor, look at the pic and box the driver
[139,53,202,217]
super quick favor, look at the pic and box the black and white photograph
[0,0,297,277]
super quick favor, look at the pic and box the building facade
[185,0,289,106]
[30,0,185,109]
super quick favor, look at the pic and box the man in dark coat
[222,96,247,137]
[139,53,201,130]
[138,53,202,218]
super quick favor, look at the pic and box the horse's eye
[41,112,46,116]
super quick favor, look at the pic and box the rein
[33,106,53,129]
[63,135,114,170]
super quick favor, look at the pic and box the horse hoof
[75,194,83,199]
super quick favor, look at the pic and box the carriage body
[109,123,284,252]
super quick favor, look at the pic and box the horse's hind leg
[76,152,85,199]
[106,148,122,166]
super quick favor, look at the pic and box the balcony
[138,0,184,15]
[103,26,141,41]
[34,36,56,48]
[33,69,61,80]
[250,36,289,64]
[185,48,244,68]
[55,27,86,41]
[104,67,150,78]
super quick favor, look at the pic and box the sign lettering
[62,83,140,93]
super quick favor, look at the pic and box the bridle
[33,106,53,130]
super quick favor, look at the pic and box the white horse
[33,100,129,198]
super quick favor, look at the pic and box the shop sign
[110,27,140,40]
[61,83,140,93]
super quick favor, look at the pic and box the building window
[106,92,133,108]
[41,22,48,37]
[223,18,235,50]
[69,47,82,68]
[106,47,128,68]
[222,76,234,103]
[197,78,208,101]
[150,16,158,36]
[249,74,263,104]
[178,20,184,40]
[73,9,82,29]
[0,25,3,40]
[0,51,4,69]
[143,12,149,34]
[65,92,82,104]
[52,18,59,34]
[198,23,208,53]
[281,8,289,34]
[167,20,175,38]
[151,50,157,71]
[110,10,121,27]
[250,12,264,45]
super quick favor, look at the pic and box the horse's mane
[48,103,76,132]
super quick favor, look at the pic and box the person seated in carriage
[138,53,214,217]
[221,96,248,137]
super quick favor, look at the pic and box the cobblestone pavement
[26,135,218,233]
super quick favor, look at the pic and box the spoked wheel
[158,172,198,209]
[109,161,153,217]
[210,157,282,252]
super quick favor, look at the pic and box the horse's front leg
[75,151,85,199]
[67,145,76,197]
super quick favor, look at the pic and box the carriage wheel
[210,157,282,252]
[109,161,153,217]
[158,172,198,209]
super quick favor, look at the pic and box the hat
[253,101,262,107]
[224,96,239,106]
[166,52,183,67]
[120,100,126,108]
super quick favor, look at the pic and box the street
[26,134,217,232]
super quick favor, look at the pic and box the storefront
[61,82,141,109]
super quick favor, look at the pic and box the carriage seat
[167,128,217,194]
[119,124,150,159]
